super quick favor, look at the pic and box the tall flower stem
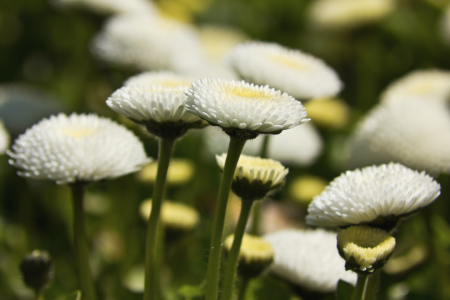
[70,183,98,300]
[352,273,369,300]
[205,137,247,300]
[222,199,254,300]
[365,271,379,300]
[144,138,176,300]
[238,277,250,300]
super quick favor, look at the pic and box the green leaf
[336,280,354,300]
[178,283,205,299]
[65,290,82,300]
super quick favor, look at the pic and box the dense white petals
[7,113,150,184]
[124,71,195,88]
[92,14,204,71]
[107,86,202,124]
[216,154,288,187]
[225,42,342,99]
[381,69,450,104]
[264,229,357,292]
[308,0,394,30]
[52,0,156,15]
[203,123,323,166]
[185,78,309,134]
[306,163,441,227]
[347,99,450,175]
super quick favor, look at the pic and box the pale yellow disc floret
[337,225,395,272]
[224,233,274,265]
[140,199,199,231]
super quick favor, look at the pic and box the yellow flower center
[60,128,97,139]
[268,53,307,70]
[227,86,272,100]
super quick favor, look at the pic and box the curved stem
[70,183,98,300]
[365,271,379,300]
[250,201,261,235]
[144,138,176,300]
[352,273,369,300]
[205,137,247,300]
[222,199,254,300]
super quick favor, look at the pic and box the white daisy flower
[124,71,195,88]
[380,69,450,104]
[185,78,309,139]
[52,0,156,15]
[264,229,357,293]
[306,163,441,229]
[92,14,204,71]
[308,0,394,30]
[216,154,288,200]
[347,99,450,175]
[7,113,150,184]
[203,123,323,167]
[0,121,10,155]
[225,42,342,99]
[107,85,205,138]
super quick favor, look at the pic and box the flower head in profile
[225,42,342,99]
[306,163,441,230]
[337,225,395,273]
[308,0,394,30]
[216,154,288,201]
[380,69,450,104]
[347,99,450,175]
[7,113,150,184]
[185,78,309,139]
[264,229,357,293]
[107,85,206,139]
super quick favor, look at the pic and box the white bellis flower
[124,71,195,88]
[184,78,309,139]
[225,42,342,99]
[306,163,441,229]
[107,86,205,138]
[380,69,450,104]
[264,229,357,293]
[7,113,150,184]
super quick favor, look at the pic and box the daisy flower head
[184,78,309,139]
[7,113,150,184]
[107,85,206,139]
[264,229,356,293]
[337,225,396,273]
[124,71,195,88]
[380,69,450,104]
[308,0,394,30]
[216,154,288,201]
[225,42,342,99]
[306,163,441,231]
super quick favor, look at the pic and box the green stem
[259,135,270,158]
[144,138,176,300]
[222,199,254,300]
[238,277,250,300]
[352,273,369,300]
[205,137,247,300]
[34,290,44,300]
[70,183,98,300]
[250,202,261,235]
[365,271,379,300]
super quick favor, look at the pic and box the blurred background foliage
[1,0,450,299]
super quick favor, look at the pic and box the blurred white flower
[264,229,357,293]
[381,69,450,104]
[92,14,204,71]
[124,71,195,88]
[347,99,450,175]
[0,121,10,155]
[225,42,342,99]
[308,0,394,30]
[185,78,309,137]
[8,113,150,184]
[107,85,205,138]
[306,163,441,228]
[203,122,323,167]
[52,0,156,15]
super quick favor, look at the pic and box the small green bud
[20,250,53,293]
